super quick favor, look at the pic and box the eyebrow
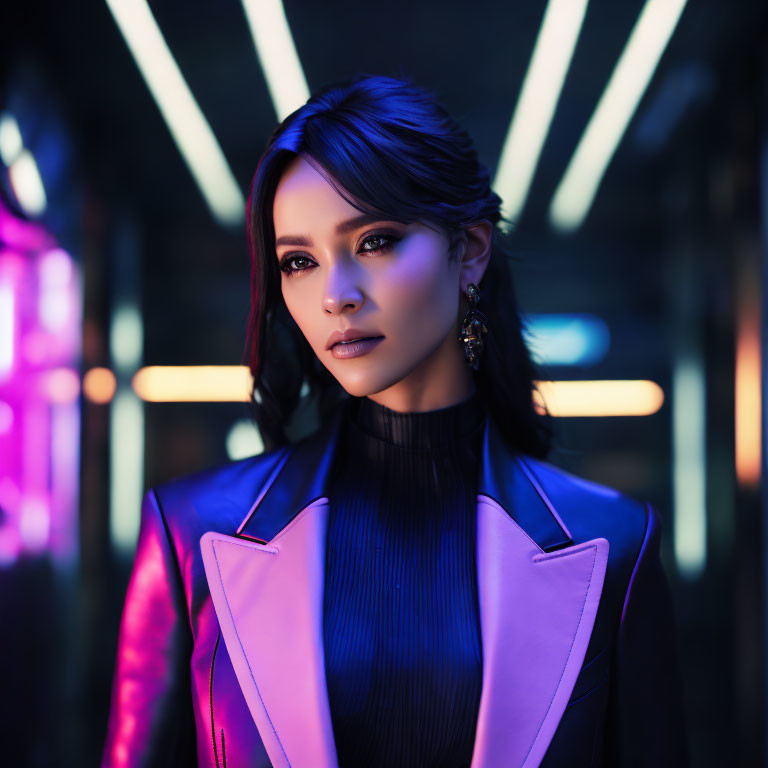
[275,213,388,247]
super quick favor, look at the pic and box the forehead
[273,155,359,231]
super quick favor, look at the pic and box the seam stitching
[211,542,290,767]
[522,544,599,764]
[209,631,221,768]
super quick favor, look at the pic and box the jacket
[100,398,690,767]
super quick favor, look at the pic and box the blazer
[100,399,690,768]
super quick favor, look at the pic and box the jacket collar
[201,397,608,768]
[237,397,573,552]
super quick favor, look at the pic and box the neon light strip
[493,0,589,227]
[240,0,310,122]
[672,355,706,578]
[549,0,687,231]
[95,366,664,418]
[104,0,245,226]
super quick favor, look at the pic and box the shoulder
[520,456,670,641]
[519,454,657,568]
[147,444,290,555]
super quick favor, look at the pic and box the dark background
[1,0,766,764]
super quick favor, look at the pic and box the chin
[331,368,406,400]
[335,378,386,399]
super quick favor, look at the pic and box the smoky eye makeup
[277,227,405,277]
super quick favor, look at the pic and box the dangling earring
[457,282,488,371]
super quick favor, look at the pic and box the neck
[363,322,477,413]
[350,388,485,453]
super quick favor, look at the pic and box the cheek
[380,242,457,330]
[282,285,322,348]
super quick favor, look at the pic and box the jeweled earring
[457,282,488,371]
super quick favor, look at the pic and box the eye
[279,254,314,276]
[359,233,399,254]
[278,232,401,278]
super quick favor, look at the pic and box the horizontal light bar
[108,367,666,419]
[241,0,310,122]
[493,0,589,227]
[549,0,687,232]
[104,0,245,226]
[132,365,254,402]
[534,379,664,416]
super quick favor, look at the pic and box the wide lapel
[470,417,610,767]
[200,399,609,768]
[200,402,347,768]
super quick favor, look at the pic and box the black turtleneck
[323,392,486,768]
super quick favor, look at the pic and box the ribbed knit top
[323,391,486,768]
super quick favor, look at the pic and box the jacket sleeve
[101,489,197,768]
[603,502,691,767]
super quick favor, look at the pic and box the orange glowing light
[132,365,253,402]
[533,379,664,417]
[735,310,761,486]
[83,367,117,404]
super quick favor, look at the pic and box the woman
[101,74,689,768]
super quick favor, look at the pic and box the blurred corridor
[0,0,767,764]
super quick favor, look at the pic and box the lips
[332,336,381,347]
[329,335,385,359]
[325,328,384,350]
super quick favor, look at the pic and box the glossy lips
[329,336,384,359]
[325,327,384,350]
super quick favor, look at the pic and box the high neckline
[348,391,486,453]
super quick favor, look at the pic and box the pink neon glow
[0,400,13,433]
[0,204,55,252]
[0,198,81,566]
[41,368,80,404]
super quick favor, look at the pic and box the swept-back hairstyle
[244,72,554,457]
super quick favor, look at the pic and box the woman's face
[272,154,489,412]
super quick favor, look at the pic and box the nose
[322,264,365,315]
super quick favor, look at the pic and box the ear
[458,220,493,292]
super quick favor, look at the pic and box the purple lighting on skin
[0,199,81,567]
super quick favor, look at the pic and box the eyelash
[278,233,400,277]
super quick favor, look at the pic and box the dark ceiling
[2,0,764,238]
[1,0,765,404]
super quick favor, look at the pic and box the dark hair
[243,72,554,457]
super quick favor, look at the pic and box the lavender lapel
[469,417,610,766]
[200,405,347,768]
[200,400,609,768]
[470,493,608,767]
[200,499,335,768]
